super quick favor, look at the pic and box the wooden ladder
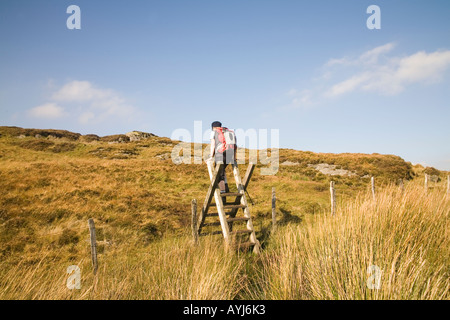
[196,160,261,254]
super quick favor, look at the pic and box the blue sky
[1,0,450,169]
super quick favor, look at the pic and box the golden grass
[253,181,449,300]
[0,128,448,300]
[1,181,448,300]
[0,236,244,300]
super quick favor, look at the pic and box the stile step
[226,217,250,223]
[199,231,223,237]
[223,204,246,210]
[229,229,253,236]
[203,221,221,227]
[205,212,230,217]
[220,192,243,197]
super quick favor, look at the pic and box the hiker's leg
[215,152,226,192]
[223,162,229,193]
[218,164,227,192]
[223,150,233,192]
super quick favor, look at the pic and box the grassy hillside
[0,126,448,300]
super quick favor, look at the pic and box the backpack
[215,127,236,154]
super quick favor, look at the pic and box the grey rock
[125,131,155,142]
[307,163,357,177]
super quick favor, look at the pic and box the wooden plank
[202,221,221,227]
[205,213,219,217]
[213,186,231,246]
[88,218,98,275]
[199,230,223,237]
[243,163,255,191]
[207,160,231,247]
[228,163,255,218]
[198,162,224,234]
[230,229,253,235]
[220,192,242,197]
[232,163,261,254]
[227,217,250,222]
[223,204,246,209]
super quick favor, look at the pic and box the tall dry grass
[252,182,449,299]
[1,178,448,300]
[0,236,245,300]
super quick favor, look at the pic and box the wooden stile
[196,160,260,254]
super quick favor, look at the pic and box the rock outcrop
[125,131,156,141]
[307,163,357,177]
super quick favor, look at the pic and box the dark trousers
[215,150,234,192]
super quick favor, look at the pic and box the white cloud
[29,80,136,125]
[324,43,396,67]
[326,45,450,97]
[396,50,450,83]
[52,80,113,102]
[282,44,450,110]
[28,103,66,119]
[359,42,396,65]
[328,73,371,96]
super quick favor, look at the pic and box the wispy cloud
[28,80,135,125]
[326,42,396,67]
[327,47,450,96]
[27,103,66,119]
[284,43,450,109]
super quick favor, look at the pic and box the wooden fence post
[425,174,429,193]
[371,176,376,202]
[399,178,404,192]
[330,181,336,216]
[88,218,98,275]
[271,187,276,232]
[447,175,449,195]
[191,199,198,245]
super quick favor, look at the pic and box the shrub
[58,229,79,246]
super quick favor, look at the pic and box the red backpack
[215,127,236,153]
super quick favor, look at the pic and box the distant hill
[1,125,449,300]
[0,125,445,263]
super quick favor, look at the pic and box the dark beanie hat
[211,121,222,128]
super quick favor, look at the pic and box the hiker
[208,121,237,193]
